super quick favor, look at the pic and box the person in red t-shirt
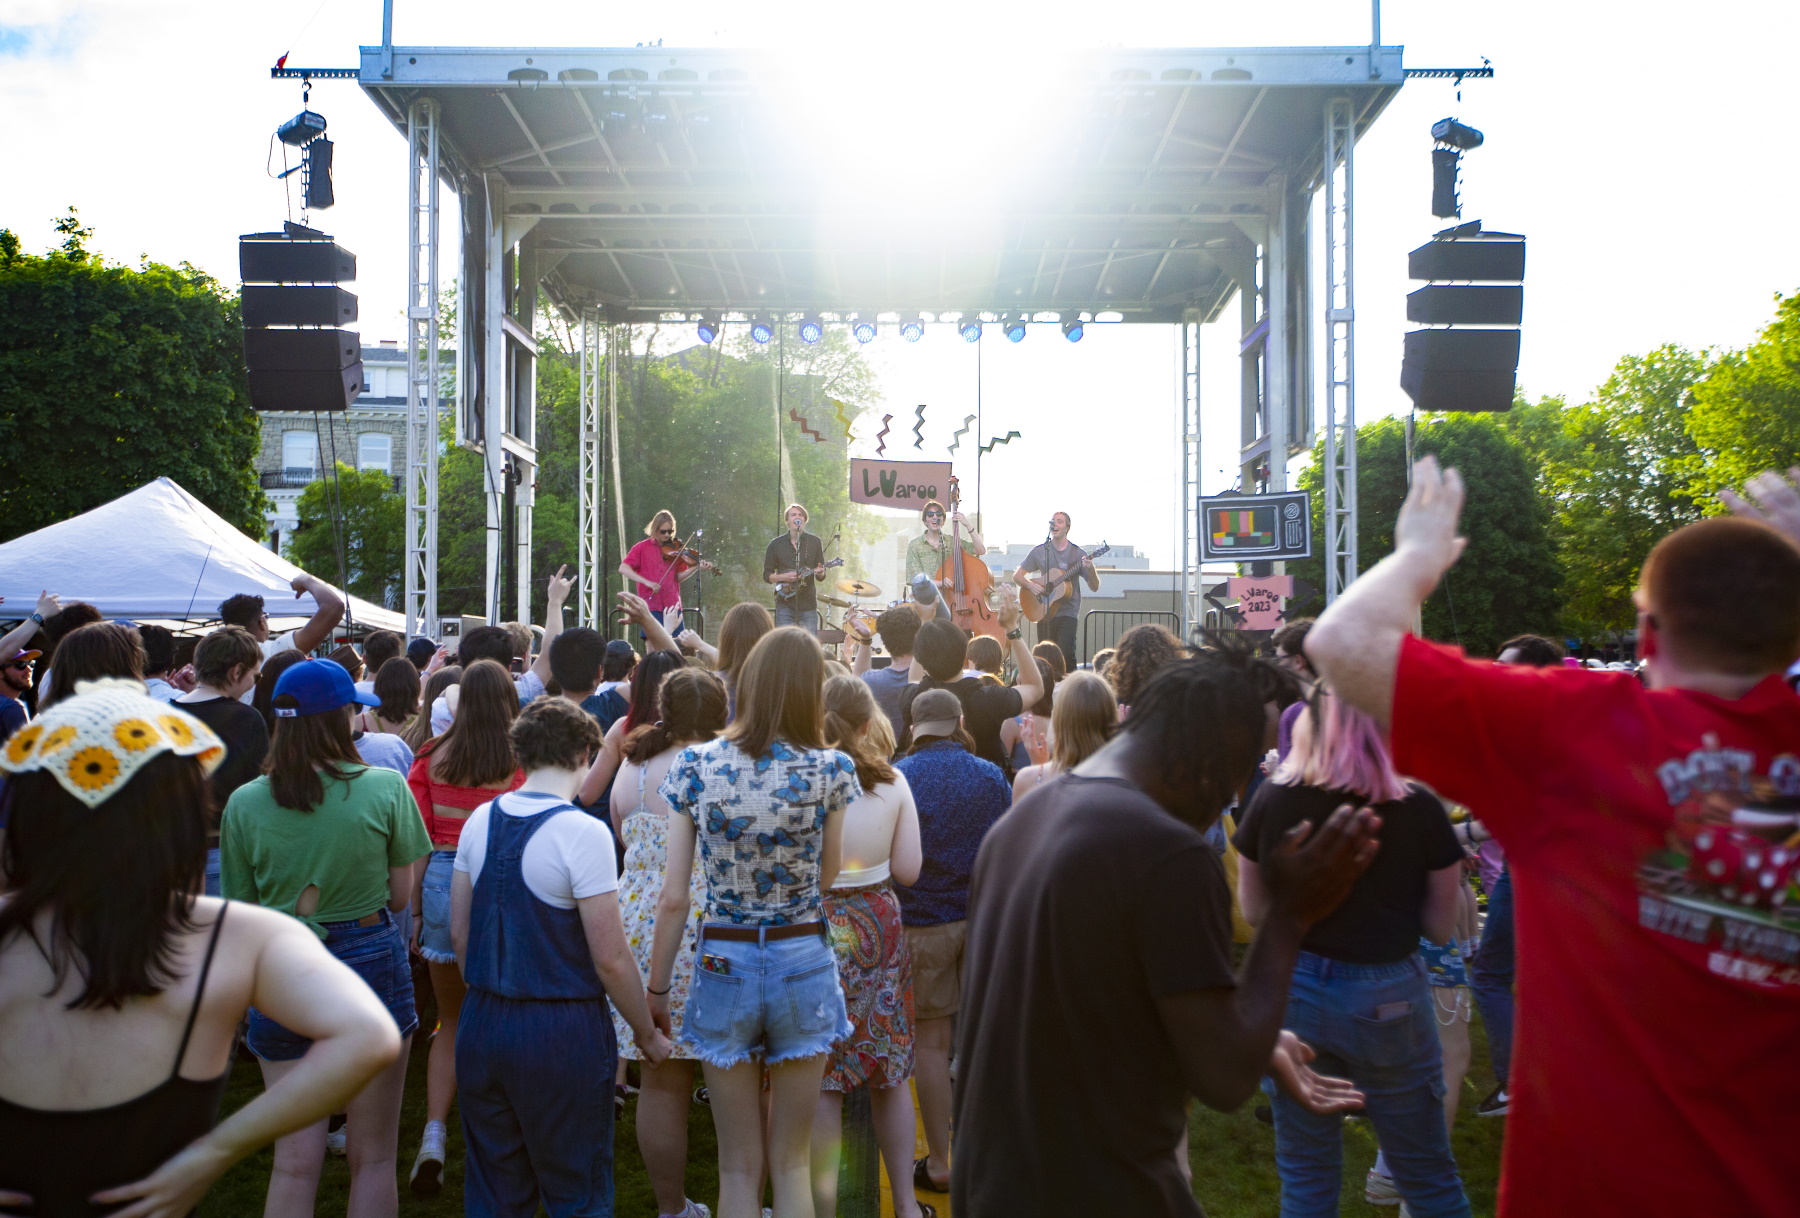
[619,511,715,634]
[1306,458,1800,1218]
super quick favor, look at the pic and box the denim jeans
[1469,865,1514,1085]
[203,847,221,898]
[771,603,820,633]
[1266,952,1470,1218]
[681,923,851,1068]
[247,910,417,1060]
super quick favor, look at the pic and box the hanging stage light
[850,313,877,344]
[1060,311,1085,342]
[899,314,925,342]
[696,312,722,344]
[958,315,983,343]
[1002,313,1027,343]
[750,315,774,344]
[798,314,824,344]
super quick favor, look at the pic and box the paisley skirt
[821,881,915,1091]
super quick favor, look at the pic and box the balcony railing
[262,469,403,492]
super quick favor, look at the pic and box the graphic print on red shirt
[1391,635,1800,1218]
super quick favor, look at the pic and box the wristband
[647,984,670,996]
[1006,628,1022,640]
[29,612,44,625]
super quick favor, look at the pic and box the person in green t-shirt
[220,658,431,1218]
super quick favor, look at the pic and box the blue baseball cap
[271,659,381,719]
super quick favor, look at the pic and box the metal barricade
[1079,610,1181,666]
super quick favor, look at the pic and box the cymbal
[818,595,853,610]
[836,579,882,598]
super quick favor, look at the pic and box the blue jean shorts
[680,923,852,1069]
[247,909,418,1061]
[419,850,458,965]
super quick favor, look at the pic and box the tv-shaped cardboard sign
[849,459,954,509]
[1200,490,1312,561]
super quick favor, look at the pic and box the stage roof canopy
[359,44,1405,324]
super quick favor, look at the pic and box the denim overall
[455,796,618,1217]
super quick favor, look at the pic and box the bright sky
[6,0,1798,566]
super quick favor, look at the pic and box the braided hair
[1116,630,1297,827]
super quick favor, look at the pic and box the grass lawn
[198,1008,1503,1217]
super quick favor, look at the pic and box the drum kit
[817,578,886,652]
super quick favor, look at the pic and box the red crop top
[407,750,525,847]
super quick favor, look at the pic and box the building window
[358,432,392,472]
[282,431,318,482]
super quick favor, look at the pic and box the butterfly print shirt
[660,737,861,925]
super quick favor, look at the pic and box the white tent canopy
[0,477,405,633]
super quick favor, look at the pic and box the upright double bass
[935,477,1005,641]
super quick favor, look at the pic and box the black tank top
[0,904,232,1216]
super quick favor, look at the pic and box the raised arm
[999,600,1043,709]
[531,565,573,688]
[1721,467,1800,549]
[616,590,678,655]
[288,573,347,655]
[0,590,61,662]
[1305,456,1467,732]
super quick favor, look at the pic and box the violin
[660,535,718,574]
[934,476,1006,641]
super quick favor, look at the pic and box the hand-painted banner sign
[849,459,953,508]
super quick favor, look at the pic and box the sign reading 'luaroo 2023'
[849,459,954,508]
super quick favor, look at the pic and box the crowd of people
[1,464,1798,1218]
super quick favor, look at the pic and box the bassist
[762,503,827,633]
[1013,511,1099,669]
[904,499,985,613]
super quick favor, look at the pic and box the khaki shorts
[905,920,967,1021]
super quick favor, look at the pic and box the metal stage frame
[348,40,1428,639]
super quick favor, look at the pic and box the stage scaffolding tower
[1179,323,1201,638]
[1322,96,1359,603]
[403,97,441,639]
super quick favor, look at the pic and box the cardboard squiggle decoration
[979,430,1022,455]
[875,414,893,457]
[828,397,855,441]
[788,408,825,444]
[912,404,927,449]
[947,414,977,457]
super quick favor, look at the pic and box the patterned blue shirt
[660,737,861,925]
[894,740,1012,927]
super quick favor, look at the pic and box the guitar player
[762,502,828,632]
[1013,511,1099,669]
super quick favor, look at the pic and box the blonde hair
[822,675,896,792]
[1051,671,1117,770]
[784,503,809,523]
[644,509,676,538]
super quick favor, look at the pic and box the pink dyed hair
[1271,690,1408,804]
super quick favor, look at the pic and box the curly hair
[1107,624,1187,709]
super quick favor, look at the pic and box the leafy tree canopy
[286,463,405,609]
[1684,291,1800,505]
[0,212,267,543]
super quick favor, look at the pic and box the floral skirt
[821,881,915,1091]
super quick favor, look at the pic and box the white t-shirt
[835,774,915,888]
[432,669,545,735]
[143,677,182,704]
[453,790,618,909]
[353,679,376,698]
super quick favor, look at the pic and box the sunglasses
[925,512,944,519]
[3,661,29,672]
[658,529,675,535]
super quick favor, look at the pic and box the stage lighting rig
[750,316,774,344]
[696,312,722,344]
[850,313,878,344]
[1429,117,1485,219]
[277,110,327,146]
[1060,311,1085,342]
[958,315,983,343]
[1002,313,1027,343]
[274,95,334,212]
[899,315,924,342]
[798,314,824,344]
[1431,117,1484,149]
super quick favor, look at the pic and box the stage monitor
[1200,491,1312,562]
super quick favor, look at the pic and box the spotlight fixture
[1002,313,1027,343]
[277,110,328,147]
[749,315,774,344]
[696,312,722,344]
[849,313,878,344]
[798,314,824,344]
[899,314,925,342]
[1430,117,1485,150]
[958,315,983,343]
[1060,311,1085,342]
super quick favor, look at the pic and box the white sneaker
[1365,1168,1401,1206]
[675,1203,711,1218]
[325,1122,347,1157]
[409,1123,447,1196]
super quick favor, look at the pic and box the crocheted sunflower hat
[0,678,225,807]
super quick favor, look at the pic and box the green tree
[1684,291,1800,506]
[286,463,405,607]
[1294,413,1562,655]
[0,219,268,542]
[1503,347,1708,638]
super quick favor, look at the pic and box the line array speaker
[239,223,361,413]
[1402,227,1525,413]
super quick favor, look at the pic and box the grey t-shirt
[861,663,911,743]
[1020,541,1088,620]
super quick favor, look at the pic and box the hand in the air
[35,590,62,620]
[545,564,573,605]
[997,598,1022,631]
[1721,467,1800,549]
[1393,456,1467,580]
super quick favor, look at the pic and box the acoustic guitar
[1018,542,1110,623]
